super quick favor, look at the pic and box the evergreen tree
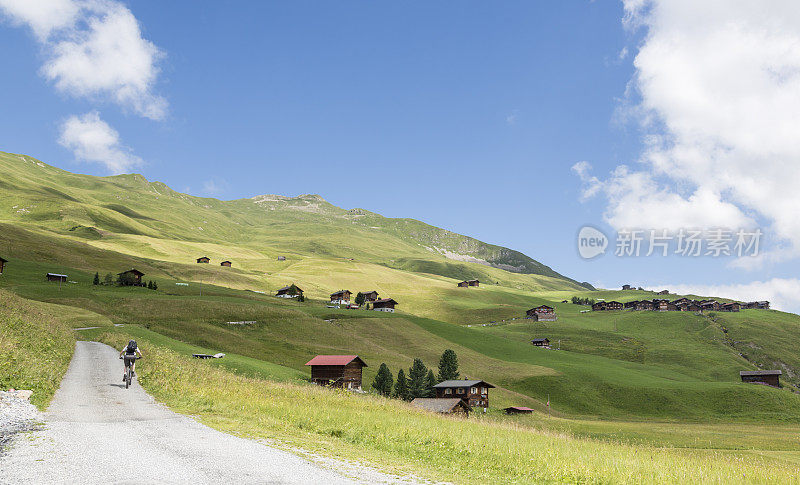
[93,272,100,285]
[354,292,365,306]
[393,369,409,401]
[147,280,154,289]
[371,363,394,396]
[103,273,113,285]
[297,293,305,302]
[424,369,437,397]
[152,281,158,290]
[408,358,429,399]
[437,349,460,382]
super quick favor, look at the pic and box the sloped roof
[410,398,470,413]
[504,406,535,412]
[0,256,7,263]
[330,290,351,296]
[305,355,367,367]
[277,284,303,292]
[740,370,781,376]
[118,269,144,276]
[46,273,68,278]
[372,298,397,305]
[433,379,495,388]
[531,338,550,343]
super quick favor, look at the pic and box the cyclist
[119,340,143,382]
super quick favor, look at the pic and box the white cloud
[202,179,228,196]
[578,1,800,263]
[0,0,167,120]
[58,111,142,173]
[649,278,800,314]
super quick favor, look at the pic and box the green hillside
[4,151,800,480]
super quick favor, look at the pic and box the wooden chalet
[305,355,367,390]
[720,302,740,312]
[591,301,607,311]
[46,273,68,283]
[622,284,632,290]
[749,301,770,310]
[635,300,654,311]
[0,256,6,274]
[672,298,691,306]
[467,279,480,287]
[276,284,303,298]
[623,300,638,309]
[457,280,470,288]
[411,398,470,416]
[372,298,397,312]
[118,269,145,286]
[361,290,379,302]
[657,290,670,295]
[504,406,534,415]
[740,370,781,387]
[531,338,550,348]
[604,301,624,311]
[686,302,702,312]
[526,305,557,321]
[220,260,232,267]
[330,290,352,304]
[433,380,495,410]
[700,300,720,311]
[196,256,210,264]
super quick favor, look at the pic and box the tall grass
[99,333,800,484]
[0,290,76,408]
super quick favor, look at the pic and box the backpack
[126,341,137,354]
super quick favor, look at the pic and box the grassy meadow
[3,152,800,482]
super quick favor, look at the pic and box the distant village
[591,285,770,313]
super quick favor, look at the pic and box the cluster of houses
[592,298,770,313]
[525,305,557,321]
[43,268,146,286]
[304,354,496,415]
[275,285,398,312]
[196,256,232,267]
[457,279,480,288]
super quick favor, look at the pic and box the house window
[457,388,464,394]
[444,388,452,395]
[471,387,477,394]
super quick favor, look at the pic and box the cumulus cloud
[202,178,229,196]
[58,111,142,173]
[649,278,800,314]
[578,1,800,263]
[0,0,167,119]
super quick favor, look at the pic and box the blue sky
[2,1,800,311]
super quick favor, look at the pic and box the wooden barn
[467,279,480,287]
[526,305,557,321]
[276,284,303,298]
[457,280,470,288]
[433,379,495,410]
[196,256,210,264]
[657,290,670,295]
[672,298,691,306]
[622,284,632,290]
[531,338,550,348]
[330,290,352,304]
[372,298,397,312]
[411,398,470,415]
[624,300,638,309]
[361,290,379,302]
[604,301,624,311]
[635,300,655,311]
[46,273,68,283]
[755,301,770,310]
[305,355,367,390]
[0,256,6,275]
[591,302,607,311]
[504,406,534,415]
[118,269,145,286]
[720,302,740,312]
[220,260,232,267]
[740,370,781,387]
[700,300,720,311]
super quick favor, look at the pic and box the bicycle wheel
[125,368,131,389]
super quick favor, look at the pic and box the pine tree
[93,272,100,285]
[371,363,394,396]
[424,369,437,397]
[354,292,365,306]
[437,349,460,382]
[147,280,154,290]
[408,358,429,399]
[152,281,158,290]
[298,293,305,302]
[393,369,409,401]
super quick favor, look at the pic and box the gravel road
[0,341,413,484]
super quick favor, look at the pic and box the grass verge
[98,332,800,484]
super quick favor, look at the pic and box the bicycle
[119,355,141,389]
